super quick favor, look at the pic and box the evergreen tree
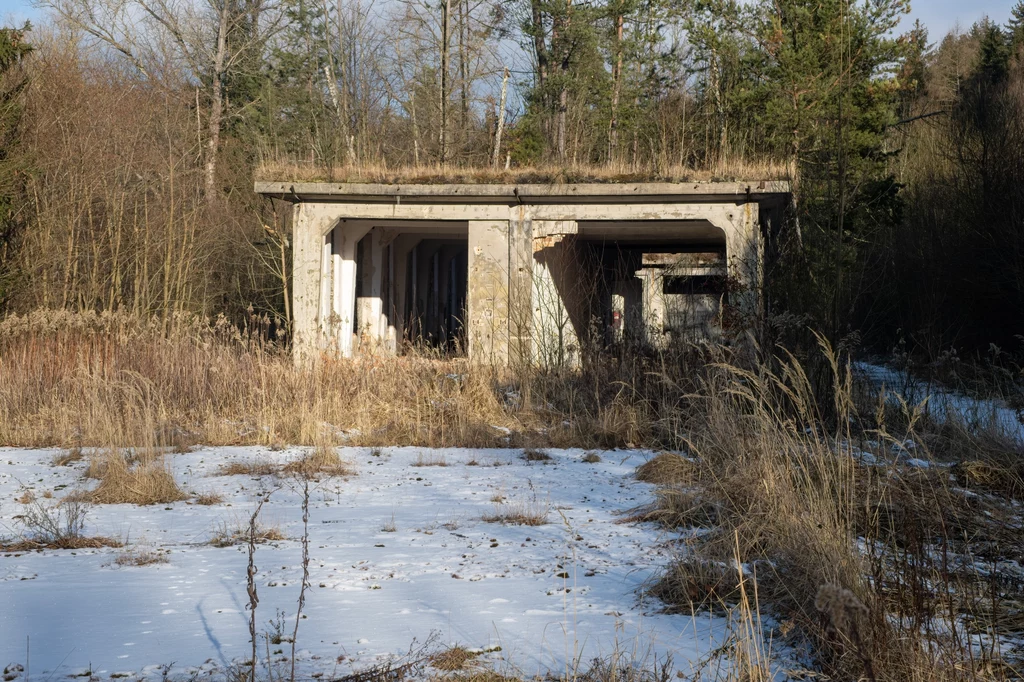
[0,23,31,305]
[1008,0,1024,53]
[976,19,1011,83]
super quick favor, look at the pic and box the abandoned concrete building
[254,181,790,365]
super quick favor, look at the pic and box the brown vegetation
[209,521,285,548]
[412,453,449,467]
[194,492,224,506]
[634,453,695,485]
[640,339,1024,681]
[482,496,549,526]
[114,546,169,566]
[217,460,280,477]
[255,160,789,186]
[283,444,353,477]
[3,497,122,551]
[429,646,480,671]
[82,449,187,505]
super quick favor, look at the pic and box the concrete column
[467,219,511,364]
[292,204,326,364]
[638,267,666,346]
[390,235,420,347]
[508,207,534,366]
[329,220,370,357]
[719,202,761,327]
[531,233,580,368]
[412,241,442,342]
[320,231,334,337]
[436,244,460,343]
[292,203,349,364]
[356,227,385,348]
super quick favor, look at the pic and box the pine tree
[977,19,1011,83]
[1008,0,1024,52]
[0,23,32,305]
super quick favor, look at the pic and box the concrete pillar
[330,220,370,357]
[320,231,334,336]
[291,203,339,364]
[531,232,581,368]
[508,208,534,366]
[356,227,385,347]
[412,241,441,342]
[638,267,666,346]
[718,202,762,328]
[467,219,511,364]
[389,234,420,350]
[435,244,460,343]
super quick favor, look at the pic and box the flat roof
[255,181,791,205]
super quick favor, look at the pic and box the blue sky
[1,0,1019,45]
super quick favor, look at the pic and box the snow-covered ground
[0,446,734,680]
[854,362,1024,443]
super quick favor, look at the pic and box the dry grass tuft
[649,557,742,613]
[84,450,187,505]
[482,495,549,526]
[283,443,352,477]
[635,452,695,485]
[216,459,280,477]
[209,520,285,547]
[15,490,34,504]
[52,447,84,466]
[522,448,551,462]
[951,458,1024,498]
[412,452,448,467]
[115,546,169,566]
[429,646,480,671]
[194,491,224,505]
[625,488,718,529]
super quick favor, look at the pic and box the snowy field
[0,446,732,680]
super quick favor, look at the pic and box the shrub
[84,449,187,505]
[2,498,121,550]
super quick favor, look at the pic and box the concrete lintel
[533,220,578,239]
[281,202,746,224]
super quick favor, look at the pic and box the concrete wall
[282,185,785,365]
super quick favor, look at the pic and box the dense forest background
[0,0,1023,361]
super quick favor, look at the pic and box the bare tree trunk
[555,0,571,162]
[411,90,421,165]
[492,67,509,168]
[530,1,548,91]
[608,10,623,164]
[205,0,230,201]
[458,0,468,130]
[439,0,450,165]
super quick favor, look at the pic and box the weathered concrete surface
[467,219,511,365]
[268,183,789,365]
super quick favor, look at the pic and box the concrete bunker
[255,182,789,365]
